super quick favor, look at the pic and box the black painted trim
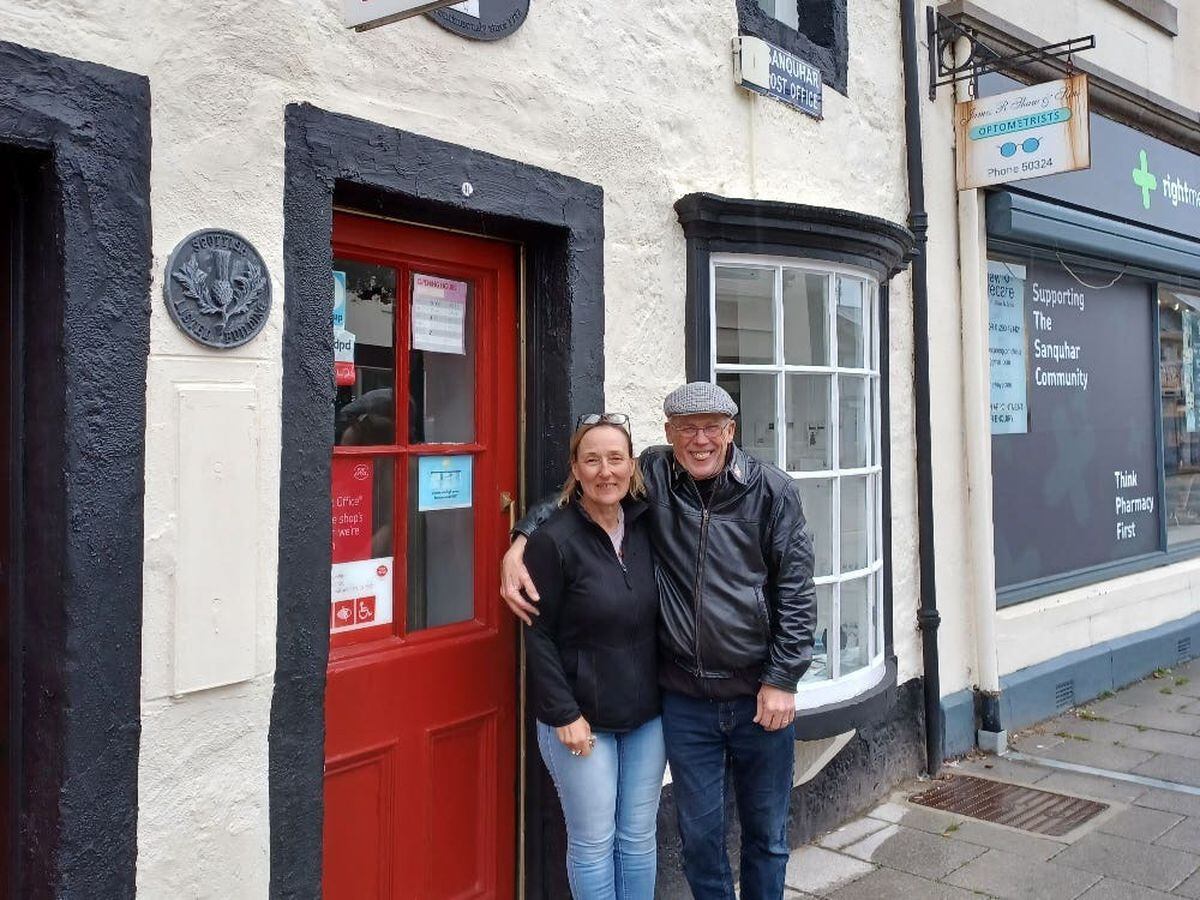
[675,192,913,738]
[0,41,150,898]
[276,104,604,900]
[735,0,850,95]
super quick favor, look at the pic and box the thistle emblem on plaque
[164,229,272,348]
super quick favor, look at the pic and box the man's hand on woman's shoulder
[500,534,540,625]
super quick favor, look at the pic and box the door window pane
[334,259,396,445]
[783,270,828,365]
[794,478,832,577]
[715,266,775,364]
[407,456,475,632]
[785,374,831,471]
[839,576,873,675]
[719,372,778,465]
[410,273,475,444]
[800,584,833,683]
[1160,287,1200,546]
[330,456,396,635]
[840,475,872,572]
[838,375,871,468]
[837,276,866,368]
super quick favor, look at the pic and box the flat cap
[663,381,739,418]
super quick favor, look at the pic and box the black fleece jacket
[524,497,660,732]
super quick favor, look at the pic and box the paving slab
[1106,706,1200,736]
[1034,769,1148,804]
[1133,752,1200,787]
[1155,815,1200,853]
[1183,700,1200,716]
[1024,735,1155,771]
[864,801,963,835]
[1075,877,1178,899]
[840,823,986,881]
[1175,868,1200,899]
[825,867,980,900]
[1086,699,1137,718]
[1011,730,1066,754]
[949,755,1053,786]
[783,845,875,896]
[1111,681,1196,711]
[941,817,1066,860]
[1051,831,1200,892]
[1134,787,1200,818]
[1095,805,1184,842]
[817,817,890,851]
[943,847,1101,900]
[1041,714,1142,745]
[1118,728,1200,761]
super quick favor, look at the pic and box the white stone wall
[925,0,1200,699]
[0,1,921,895]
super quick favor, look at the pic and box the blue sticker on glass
[417,455,474,511]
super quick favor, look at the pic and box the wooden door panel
[426,713,496,898]
[323,744,397,900]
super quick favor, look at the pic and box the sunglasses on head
[576,412,631,431]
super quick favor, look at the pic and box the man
[502,382,816,900]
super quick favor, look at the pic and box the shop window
[1159,286,1200,546]
[989,254,1161,599]
[713,257,885,700]
[737,0,848,94]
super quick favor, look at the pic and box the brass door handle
[500,491,516,532]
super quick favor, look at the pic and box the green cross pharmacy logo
[1132,149,1157,210]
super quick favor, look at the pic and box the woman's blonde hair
[557,422,646,507]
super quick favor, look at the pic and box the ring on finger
[570,749,582,757]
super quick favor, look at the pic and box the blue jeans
[661,691,794,900]
[537,717,666,900]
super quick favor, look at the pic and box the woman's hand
[556,716,595,757]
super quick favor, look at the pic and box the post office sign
[342,0,462,31]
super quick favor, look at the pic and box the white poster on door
[412,273,467,355]
[988,261,1029,434]
[330,556,394,633]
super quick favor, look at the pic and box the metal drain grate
[910,775,1108,836]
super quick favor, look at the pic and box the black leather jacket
[517,444,815,693]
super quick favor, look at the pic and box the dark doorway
[0,147,15,900]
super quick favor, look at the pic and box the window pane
[839,576,873,676]
[755,0,799,29]
[1161,287,1200,546]
[410,273,475,444]
[715,266,775,365]
[800,584,833,683]
[718,372,777,465]
[334,259,397,446]
[837,276,866,368]
[785,374,831,471]
[841,474,873,572]
[330,456,395,634]
[783,270,828,365]
[794,478,832,577]
[407,456,475,632]
[838,375,871,468]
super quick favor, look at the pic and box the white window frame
[710,253,887,708]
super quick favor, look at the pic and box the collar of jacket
[568,494,650,526]
[669,443,751,487]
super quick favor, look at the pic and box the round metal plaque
[427,0,529,41]
[164,229,272,349]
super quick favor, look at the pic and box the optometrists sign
[956,74,1091,190]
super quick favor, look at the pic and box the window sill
[794,657,896,740]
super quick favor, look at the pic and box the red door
[323,213,519,899]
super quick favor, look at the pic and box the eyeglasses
[577,412,631,430]
[669,422,730,439]
[1000,137,1040,158]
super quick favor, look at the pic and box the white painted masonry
[0,1,921,895]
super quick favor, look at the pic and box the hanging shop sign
[164,229,271,349]
[956,74,1090,190]
[343,0,462,30]
[732,35,822,120]
[427,0,529,41]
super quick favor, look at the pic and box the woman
[524,414,665,900]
